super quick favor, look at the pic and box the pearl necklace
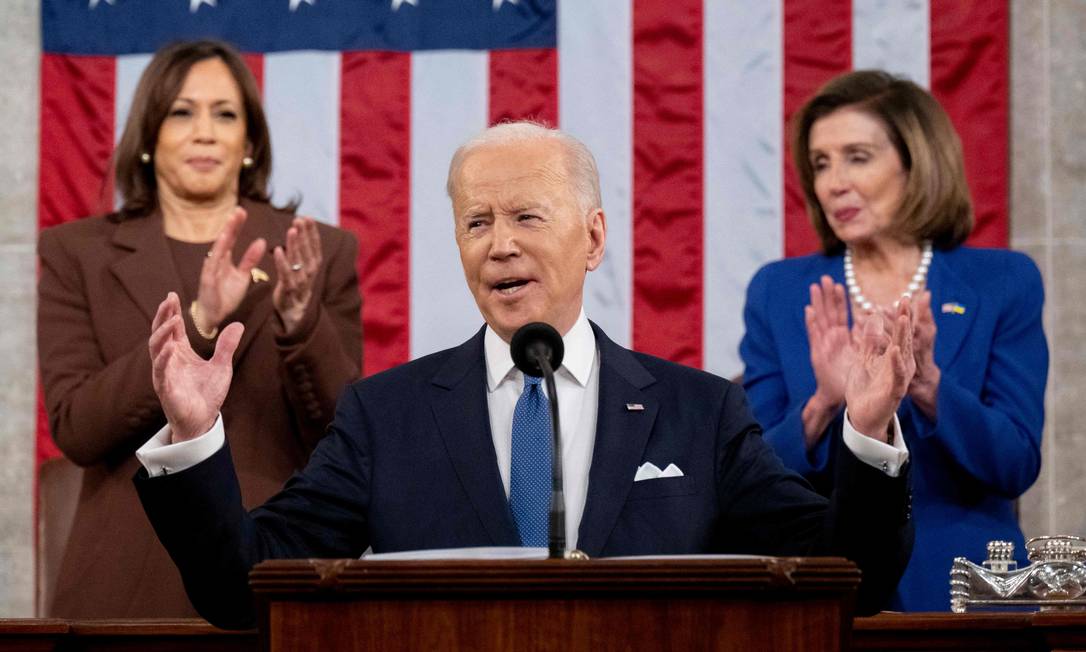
[844,241,932,313]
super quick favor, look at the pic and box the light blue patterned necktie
[509,373,552,547]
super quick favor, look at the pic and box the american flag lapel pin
[626,403,644,412]
[941,302,965,315]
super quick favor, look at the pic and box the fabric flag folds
[36,0,1008,464]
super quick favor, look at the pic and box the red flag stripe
[37,54,117,468]
[241,53,264,93]
[930,0,1008,248]
[631,0,704,368]
[35,388,59,467]
[38,55,116,230]
[339,52,412,377]
[488,48,559,127]
[782,0,852,257]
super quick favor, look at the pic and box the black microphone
[510,322,567,559]
[510,322,564,378]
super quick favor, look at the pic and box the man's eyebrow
[458,206,491,219]
[498,199,548,213]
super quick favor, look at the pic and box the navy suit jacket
[740,247,1047,611]
[137,323,911,628]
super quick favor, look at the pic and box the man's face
[452,139,606,342]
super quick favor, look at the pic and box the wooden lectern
[250,557,859,651]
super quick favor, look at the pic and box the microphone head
[510,322,565,377]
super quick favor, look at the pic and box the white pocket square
[634,462,684,482]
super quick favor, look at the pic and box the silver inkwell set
[951,536,1086,613]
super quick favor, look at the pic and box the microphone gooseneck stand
[511,322,588,560]
[529,346,566,559]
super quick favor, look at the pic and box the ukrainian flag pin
[941,302,965,315]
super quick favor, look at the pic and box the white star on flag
[190,0,216,13]
[391,0,418,9]
[493,0,517,10]
[289,0,316,10]
[88,0,115,8]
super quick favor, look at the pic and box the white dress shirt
[137,308,909,547]
[484,309,599,550]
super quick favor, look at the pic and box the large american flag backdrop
[37,0,1008,464]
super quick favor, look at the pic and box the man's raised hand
[149,292,243,443]
[844,297,917,440]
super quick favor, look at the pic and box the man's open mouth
[494,279,530,295]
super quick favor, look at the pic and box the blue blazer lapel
[429,327,520,546]
[576,324,658,557]
[927,251,978,368]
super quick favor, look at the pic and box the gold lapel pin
[251,267,269,284]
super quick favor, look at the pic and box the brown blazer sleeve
[37,227,165,466]
[272,225,363,451]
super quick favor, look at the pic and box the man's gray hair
[446,121,603,215]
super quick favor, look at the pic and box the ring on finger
[290,263,303,272]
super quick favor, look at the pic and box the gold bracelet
[189,301,219,340]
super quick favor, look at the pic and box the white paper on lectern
[363,546,548,561]
[608,554,768,560]
[362,548,769,561]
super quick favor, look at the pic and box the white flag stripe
[703,0,783,379]
[558,0,634,348]
[852,0,930,88]
[114,54,154,209]
[409,51,489,359]
[115,54,153,148]
[264,51,341,225]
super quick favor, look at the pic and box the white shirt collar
[484,309,595,392]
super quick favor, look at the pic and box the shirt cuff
[135,413,225,478]
[841,408,909,477]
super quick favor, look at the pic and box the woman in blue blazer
[740,70,1048,611]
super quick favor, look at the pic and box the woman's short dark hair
[791,69,973,254]
[113,39,279,220]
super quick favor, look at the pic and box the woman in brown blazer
[37,40,362,618]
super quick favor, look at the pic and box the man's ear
[585,208,606,272]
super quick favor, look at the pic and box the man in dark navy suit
[137,122,915,629]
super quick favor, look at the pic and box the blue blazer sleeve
[740,263,834,476]
[902,251,1047,498]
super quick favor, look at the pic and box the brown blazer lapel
[109,214,183,322]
